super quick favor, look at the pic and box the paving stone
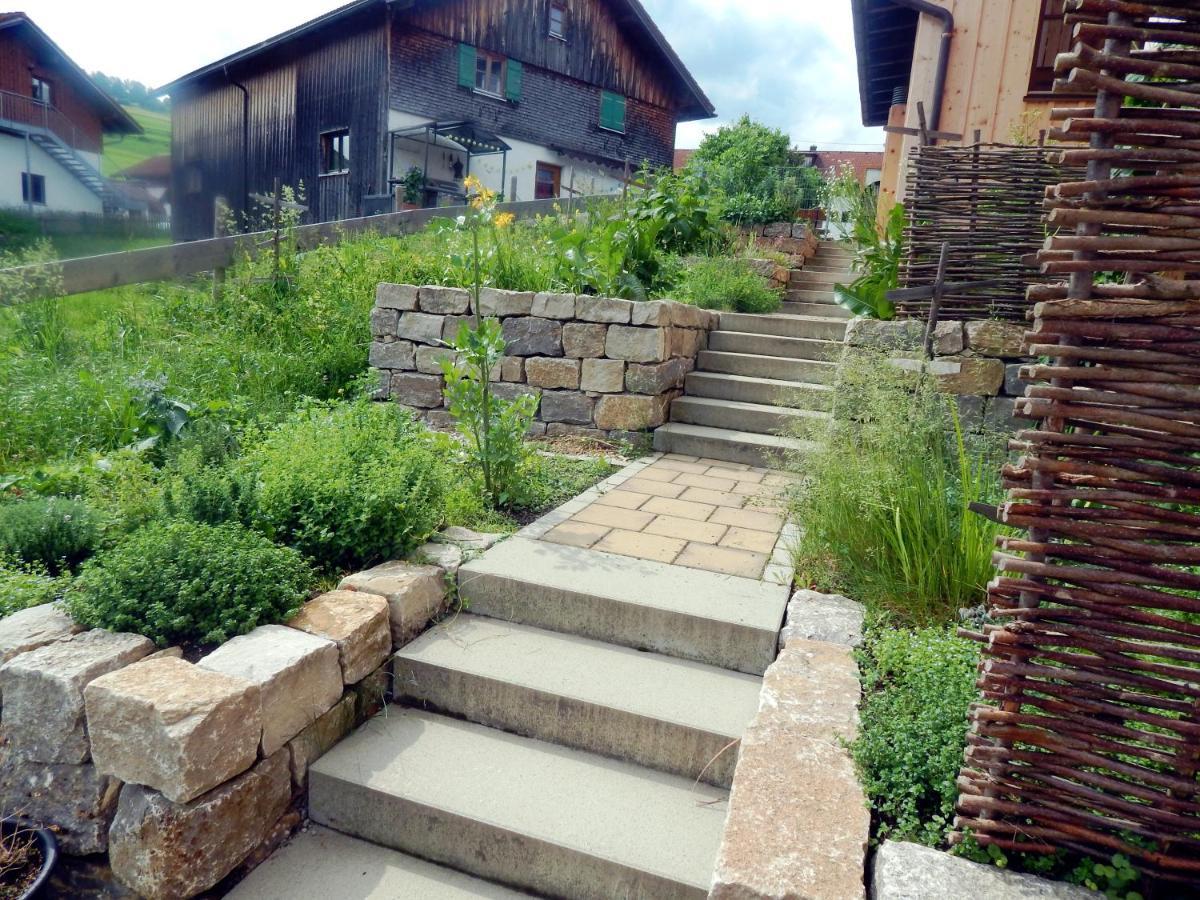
[288,592,391,684]
[618,477,686,499]
[576,296,633,324]
[543,521,611,549]
[526,357,581,389]
[721,527,778,554]
[85,657,262,803]
[419,285,471,314]
[287,694,357,788]
[0,757,120,854]
[108,750,291,900]
[1,630,154,764]
[0,602,82,665]
[376,283,419,311]
[396,312,445,345]
[502,317,563,356]
[199,625,343,756]
[573,505,654,532]
[929,356,1006,396]
[594,394,670,430]
[562,323,609,358]
[594,490,651,511]
[966,319,1028,358]
[676,544,766,578]
[580,358,625,393]
[477,288,534,317]
[644,515,727,545]
[540,390,595,425]
[626,358,687,394]
[674,472,738,492]
[605,326,669,363]
[390,372,445,408]
[368,340,416,371]
[655,458,712,475]
[679,486,746,510]
[712,506,785,533]
[339,563,448,649]
[642,496,717,522]
[594,529,685,563]
[531,292,577,319]
[780,589,865,650]
[370,306,398,338]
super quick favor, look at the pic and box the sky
[14,0,884,151]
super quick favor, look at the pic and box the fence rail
[0,196,578,304]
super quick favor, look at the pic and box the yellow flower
[494,212,516,229]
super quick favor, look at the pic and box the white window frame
[31,76,51,106]
[475,51,506,98]
[549,2,567,40]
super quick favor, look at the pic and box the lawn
[103,105,171,176]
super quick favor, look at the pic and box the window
[458,45,523,102]
[535,162,562,200]
[21,173,46,205]
[475,51,506,97]
[320,129,351,175]
[549,2,566,40]
[31,76,51,106]
[1029,0,1089,95]
[599,90,626,134]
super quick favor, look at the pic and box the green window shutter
[505,59,524,102]
[600,90,626,133]
[458,43,476,89]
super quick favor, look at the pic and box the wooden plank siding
[0,29,104,153]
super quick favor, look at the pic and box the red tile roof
[673,149,696,172]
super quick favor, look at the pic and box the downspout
[224,65,250,227]
[887,0,954,133]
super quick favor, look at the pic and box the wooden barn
[162,0,713,241]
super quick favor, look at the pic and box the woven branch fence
[898,144,1079,321]
[954,0,1200,885]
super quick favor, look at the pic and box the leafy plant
[0,497,100,574]
[834,202,906,321]
[67,521,312,647]
[402,166,425,205]
[0,556,71,618]
[673,257,782,314]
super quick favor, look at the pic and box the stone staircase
[654,242,855,466]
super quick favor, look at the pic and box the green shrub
[67,521,311,647]
[0,557,71,618]
[249,400,445,570]
[853,624,979,848]
[673,258,782,314]
[0,497,100,574]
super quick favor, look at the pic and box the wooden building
[852,0,1086,218]
[0,12,140,216]
[162,0,714,241]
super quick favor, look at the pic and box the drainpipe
[224,66,251,228]
[887,0,954,133]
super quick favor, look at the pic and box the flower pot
[1,819,58,900]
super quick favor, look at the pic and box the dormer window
[549,2,566,40]
[31,76,51,106]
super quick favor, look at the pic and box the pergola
[388,120,511,205]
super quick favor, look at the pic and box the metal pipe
[887,0,954,133]
[224,66,250,228]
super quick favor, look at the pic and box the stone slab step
[785,288,836,303]
[780,302,852,319]
[653,422,812,469]
[697,350,837,383]
[719,312,845,341]
[226,826,528,899]
[708,330,842,361]
[685,371,833,411]
[671,395,828,437]
[790,270,844,286]
[393,614,761,788]
[457,538,788,675]
[309,710,730,900]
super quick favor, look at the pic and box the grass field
[103,106,171,176]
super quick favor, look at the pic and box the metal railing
[0,89,97,154]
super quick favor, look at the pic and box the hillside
[103,106,171,177]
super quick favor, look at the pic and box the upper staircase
[654,242,855,467]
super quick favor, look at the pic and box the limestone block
[500,356,525,382]
[108,750,291,900]
[286,694,357,788]
[441,315,474,342]
[668,327,704,359]
[369,307,398,339]
[966,319,1028,358]
[1005,363,1025,396]
[594,394,669,431]
[0,758,120,854]
[1,630,154,764]
[546,424,607,441]
[669,303,713,329]
[375,283,419,311]
[540,391,596,426]
[390,373,445,409]
[492,382,542,407]
[929,356,1005,396]
[84,657,262,803]
[0,602,82,665]
[872,841,1101,900]
[418,285,471,315]
[932,320,965,355]
[502,317,563,357]
[710,639,868,900]
[779,589,865,650]
[526,357,581,390]
[341,561,448,647]
[576,296,633,324]
[580,358,625,393]
[288,592,391,684]
[957,395,986,434]
[396,312,445,345]
[351,663,392,722]
[762,221,791,238]
[606,326,669,363]
[477,288,534,317]
[415,345,460,375]
[632,300,672,326]
[845,317,925,351]
[531,292,577,319]
[562,323,609,358]
[984,396,1018,434]
[198,625,343,756]
[409,542,465,575]
[368,340,415,371]
[434,527,504,550]
[626,358,687,395]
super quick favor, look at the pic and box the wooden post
[923,241,950,358]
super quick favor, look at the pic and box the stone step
[789,270,844,286]
[457,537,788,675]
[697,350,838,383]
[685,371,833,411]
[719,312,846,341]
[800,265,854,276]
[226,826,528,899]
[708,330,842,361]
[785,288,838,304]
[309,710,730,899]
[653,422,812,470]
[393,614,761,788]
[671,395,828,437]
[780,302,852,319]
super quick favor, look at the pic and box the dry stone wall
[371,284,719,443]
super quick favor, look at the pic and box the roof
[0,12,141,135]
[159,0,715,121]
[850,0,920,127]
[806,149,884,184]
[673,148,695,171]
[116,154,171,181]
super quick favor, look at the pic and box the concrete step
[226,826,528,899]
[654,422,812,469]
[800,265,854,276]
[458,538,788,675]
[671,395,828,437]
[719,312,846,341]
[708,330,842,361]
[790,270,844,286]
[685,371,833,411]
[393,614,761,788]
[780,302,852,319]
[310,710,729,900]
[697,350,837,383]
[785,288,838,304]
